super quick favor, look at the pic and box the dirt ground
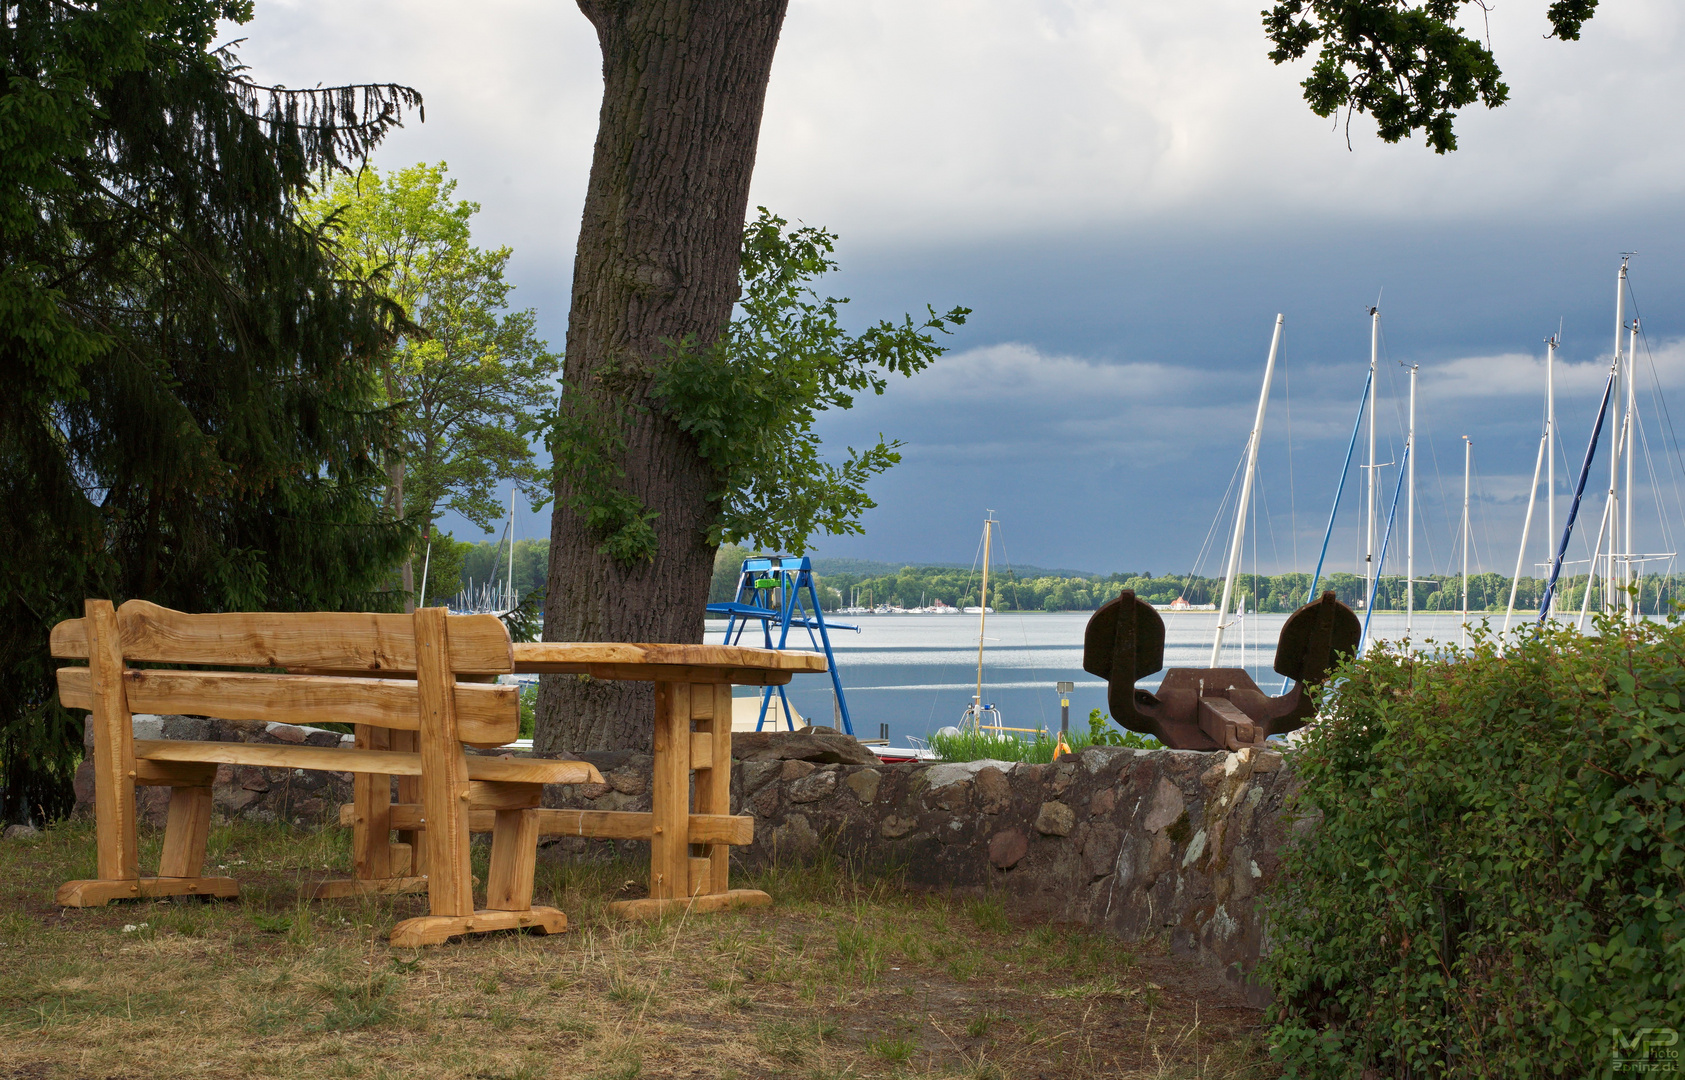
[0,821,1277,1079]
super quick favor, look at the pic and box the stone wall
[75,721,1301,1001]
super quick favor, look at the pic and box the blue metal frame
[706,556,858,735]
[1539,365,1616,622]
[1308,368,1371,605]
[1359,443,1409,653]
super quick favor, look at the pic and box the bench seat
[131,739,602,785]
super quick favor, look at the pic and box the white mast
[1211,314,1284,667]
[1624,315,1639,619]
[1607,259,1627,614]
[506,487,518,611]
[1503,425,1547,638]
[1406,363,1417,640]
[1546,334,1556,620]
[1461,435,1472,649]
[1366,307,1379,610]
[974,513,993,717]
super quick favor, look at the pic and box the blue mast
[1538,365,1617,622]
[1307,369,1372,604]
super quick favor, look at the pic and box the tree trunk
[536,0,789,754]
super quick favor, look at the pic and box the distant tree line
[824,566,1681,615]
[449,540,1682,618]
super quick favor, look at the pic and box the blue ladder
[706,556,857,735]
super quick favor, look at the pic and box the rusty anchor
[1081,590,1360,751]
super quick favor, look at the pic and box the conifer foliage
[0,0,421,823]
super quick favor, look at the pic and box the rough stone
[608,770,647,796]
[1142,778,1186,833]
[925,760,1009,790]
[771,812,820,858]
[845,768,882,804]
[779,759,817,782]
[974,766,1011,813]
[1089,786,1117,818]
[266,723,307,744]
[739,759,783,794]
[733,730,879,766]
[1035,801,1075,836]
[988,828,1028,868]
[3,824,41,841]
[880,814,915,839]
[787,768,839,804]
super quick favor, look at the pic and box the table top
[512,641,827,685]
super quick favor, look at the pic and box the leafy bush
[1261,614,1685,1077]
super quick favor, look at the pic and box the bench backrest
[51,600,519,747]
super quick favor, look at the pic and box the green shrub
[929,709,1161,763]
[1260,614,1685,1077]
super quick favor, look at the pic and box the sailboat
[1083,314,1361,751]
[956,513,1037,738]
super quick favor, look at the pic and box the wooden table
[513,642,827,918]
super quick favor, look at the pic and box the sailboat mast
[1210,314,1284,667]
[1366,308,1379,609]
[1461,436,1472,649]
[506,488,518,611]
[1624,316,1639,618]
[1504,427,1547,637]
[1406,363,1417,639]
[975,515,992,712]
[1608,259,1627,614]
[1546,334,1556,619]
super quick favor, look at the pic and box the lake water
[707,610,1492,746]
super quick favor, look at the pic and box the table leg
[691,683,732,895]
[649,681,692,900]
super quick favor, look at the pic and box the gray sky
[234,0,1685,578]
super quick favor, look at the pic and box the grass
[929,712,1162,763]
[0,819,1274,1079]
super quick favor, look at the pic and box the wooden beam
[339,804,753,844]
[56,666,517,746]
[124,740,600,784]
[85,601,137,884]
[484,808,539,911]
[605,889,772,921]
[388,905,566,947]
[512,641,826,674]
[649,682,691,901]
[56,876,239,906]
[50,600,514,673]
[134,760,217,787]
[157,785,213,879]
[414,607,475,919]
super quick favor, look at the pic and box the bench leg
[485,807,539,912]
[158,785,212,878]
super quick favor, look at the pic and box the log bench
[50,599,603,945]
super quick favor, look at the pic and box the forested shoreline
[440,538,1682,616]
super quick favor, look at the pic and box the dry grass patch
[0,820,1275,1079]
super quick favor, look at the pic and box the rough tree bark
[536,0,790,754]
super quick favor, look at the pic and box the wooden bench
[50,599,603,946]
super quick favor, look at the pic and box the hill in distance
[807,557,1107,580]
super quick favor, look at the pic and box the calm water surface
[707,610,1487,746]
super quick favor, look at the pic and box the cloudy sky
[233,0,1685,579]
